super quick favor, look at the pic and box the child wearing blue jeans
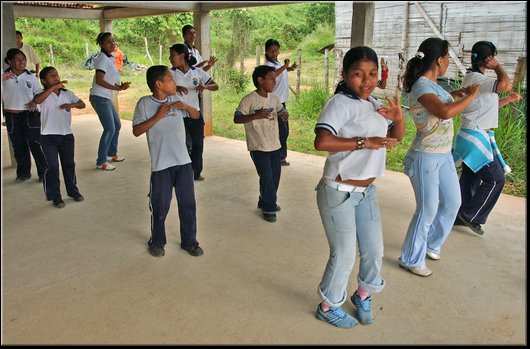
[33,67,86,208]
[234,65,288,223]
[314,46,404,328]
[132,65,203,258]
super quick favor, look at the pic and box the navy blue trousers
[41,134,81,201]
[458,155,505,225]
[184,116,204,179]
[148,163,198,249]
[4,110,47,179]
[278,102,289,161]
[250,149,282,213]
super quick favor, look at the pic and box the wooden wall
[335,1,527,94]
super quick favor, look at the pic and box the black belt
[4,110,32,115]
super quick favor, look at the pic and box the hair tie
[415,51,425,60]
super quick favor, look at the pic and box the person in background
[452,40,522,236]
[264,39,296,166]
[2,48,47,182]
[181,24,218,72]
[113,44,124,72]
[398,37,479,277]
[234,65,288,223]
[132,65,204,258]
[313,46,403,329]
[169,43,219,181]
[33,67,86,208]
[16,30,41,76]
[89,32,130,171]
[377,57,389,89]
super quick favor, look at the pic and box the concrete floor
[1,115,526,344]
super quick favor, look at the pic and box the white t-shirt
[185,43,203,67]
[89,51,120,99]
[20,44,41,72]
[461,71,500,130]
[132,94,191,172]
[1,69,42,110]
[40,89,81,135]
[234,91,284,152]
[265,60,289,103]
[171,66,211,112]
[315,94,390,181]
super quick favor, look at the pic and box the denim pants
[41,134,81,201]
[148,163,198,250]
[459,156,505,225]
[316,180,385,308]
[4,110,47,179]
[399,149,461,268]
[89,95,121,166]
[250,149,282,213]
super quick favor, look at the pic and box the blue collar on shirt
[100,49,113,58]
[334,80,360,100]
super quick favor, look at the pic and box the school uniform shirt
[460,71,500,130]
[265,60,289,103]
[185,43,203,67]
[171,66,211,112]
[132,94,191,172]
[1,69,42,110]
[19,43,41,72]
[408,76,455,153]
[40,89,81,135]
[315,93,390,181]
[234,91,284,152]
[89,50,120,99]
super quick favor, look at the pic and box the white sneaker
[426,251,441,260]
[96,162,116,171]
[107,155,125,162]
[400,264,432,277]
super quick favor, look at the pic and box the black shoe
[184,245,204,257]
[457,213,484,235]
[257,202,281,211]
[194,176,205,181]
[148,245,165,257]
[454,215,465,226]
[73,195,85,202]
[52,198,65,208]
[38,177,44,183]
[280,160,290,166]
[263,212,277,222]
[16,174,31,182]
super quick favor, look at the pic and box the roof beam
[13,5,103,20]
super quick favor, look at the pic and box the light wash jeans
[316,179,385,308]
[399,149,461,268]
[89,95,121,166]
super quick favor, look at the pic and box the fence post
[324,48,329,93]
[512,56,527,90]
[85,42,89,58]
[256,45,260,66]
[296,49,302,99]
[144,37,154,65]
[211,48,216,79]
[159,45,163,65]
[49,44,55,66]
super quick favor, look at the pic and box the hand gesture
[59,103,72,110]
[278,110,289,121]
[377,95,403,122]
[483,56,500,70]
[156,102,172,118]
[255,107,272,120]
[177,86,188,95]
[284,59,290,68]
[365,136,398,150]
[194,85,206,92]
[171,101,186,110]
[25,100,38,111]
[117,81,131,91]
[464,84,480,98]
[506,91,522,103]
[380,57,388,72]
[208,56,218,67]
[2,71,14,81]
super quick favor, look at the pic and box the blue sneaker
[351,292,374,325]
[315,305,358,329]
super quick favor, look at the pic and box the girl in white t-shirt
[264,39,297,166]
[313,46,404,329]
[33,67,86,208]
[453,41,522,235]
[399,38,479,278]
[169,43,219,181]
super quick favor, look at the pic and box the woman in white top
[314,46,404,329]
[264,39,297,166]
[169,43,218,181]
[398,38,479,277]
[89,32,130,171]
[453,41,522,235]
[2,48,47,182]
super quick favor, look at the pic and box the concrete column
[99,19,113,33]
[350,3,375,48]
[194,10,213,136]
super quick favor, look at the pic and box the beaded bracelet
[355,137,366,150]
[381,70,389,80]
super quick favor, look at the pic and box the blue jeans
[399,149,461,267]
[89,95,121,166]
[316,179,385,308]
